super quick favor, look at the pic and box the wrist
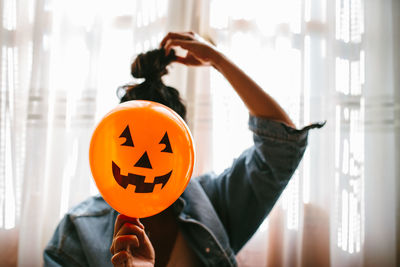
[209,49,225,70]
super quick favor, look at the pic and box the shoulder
[186,173,219,197]
[181,174,223,214]
[47,195,114,246]
[67,194,113,219]
[44,195,115,266]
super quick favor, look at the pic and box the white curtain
[0,0,398,266]
[211,0,399,266]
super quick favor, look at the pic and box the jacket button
[205,247,210,253]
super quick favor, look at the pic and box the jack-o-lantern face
[112,127,173,193]
[89,100,195,218]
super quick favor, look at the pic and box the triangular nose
[134,151,152,169]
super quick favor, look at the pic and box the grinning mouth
[112,161,172,193]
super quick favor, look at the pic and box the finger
[164,39,196,56]
[113,214,143,237]
[119,214,144,229]
[111,250,130,266]
[113,235,140,253]
[160,32,194,47]
[111,235,140,254]
[160,32,194,48]
[111,217,145,255]
[116,222,146,244]
[114,223,154,258]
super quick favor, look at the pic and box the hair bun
[131,48,176,80]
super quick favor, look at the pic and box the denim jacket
[43,116,323,267]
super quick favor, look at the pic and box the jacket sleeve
[43,215,89,267]
[197,115,324,253]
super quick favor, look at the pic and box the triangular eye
[159,132,172,153]
[119,125,134,147]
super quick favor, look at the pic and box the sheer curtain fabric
[0,0,398,266]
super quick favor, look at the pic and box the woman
[44,32,323,267]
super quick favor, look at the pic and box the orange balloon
[89,100,195,218]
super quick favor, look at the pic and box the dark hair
[118,48,187,120]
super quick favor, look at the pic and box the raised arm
[161,31,295,128]
[162,32,325,252]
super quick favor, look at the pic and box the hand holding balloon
[110,215,155,267]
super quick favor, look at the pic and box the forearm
[161,31,294,127]
[211,51,295,128]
